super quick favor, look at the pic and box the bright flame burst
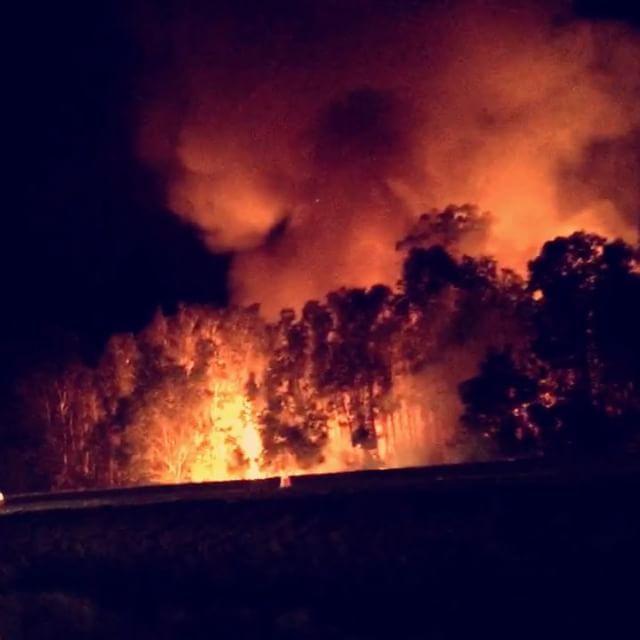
[137,371,446,485]
[115,305,461,486]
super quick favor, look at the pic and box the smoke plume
[136,0,640,315]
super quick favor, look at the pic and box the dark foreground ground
[2,457,640,639]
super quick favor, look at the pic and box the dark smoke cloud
[559,131,640,234]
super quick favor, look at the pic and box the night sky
[5,2,233,388]
[3,0,639,389]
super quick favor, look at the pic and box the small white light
[0,491,4,506]
[279,475,292,489]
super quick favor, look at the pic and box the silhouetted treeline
[461,232,640,456]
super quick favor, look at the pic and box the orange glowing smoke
[137,1,640,316]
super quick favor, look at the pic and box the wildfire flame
[123,310,457,486]
[27,242,512,490]
[16,1,640,490]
